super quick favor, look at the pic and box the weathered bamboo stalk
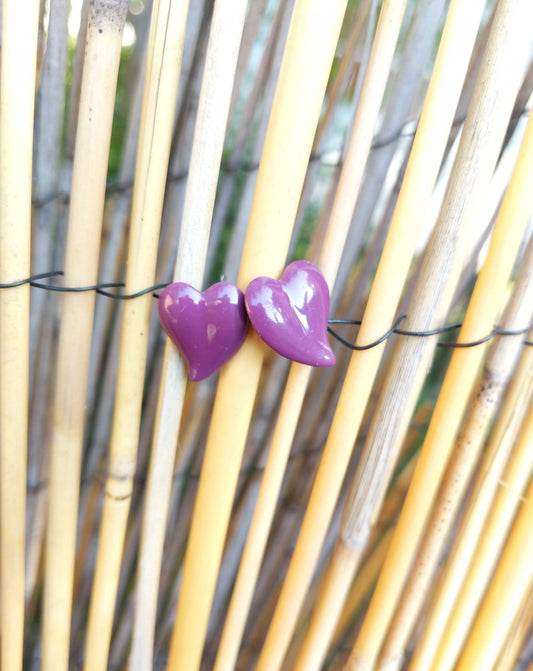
[0,0,40,669]
[346,2,533,667]
[431,373,533,671]
[377,109,533,671]
[256,1,487,669]
[453,404,533,670]
[41,3,128,670]
[410,325,533,671]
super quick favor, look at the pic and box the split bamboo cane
[0,1,40,669]
[128,2,248,669]
[346,2,533,668]
[454,403,533,670]
[212,3,409,670]
[255,1,487,669]
[376,100,533,671]
[166,3,349,669]
[82,1,190,669]
[41,3,128,670]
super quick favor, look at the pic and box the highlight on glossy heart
[244,260,336,367]
[158,282,249,381]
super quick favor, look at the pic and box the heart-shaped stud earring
[158,282,248,381]
[245,260,335,367]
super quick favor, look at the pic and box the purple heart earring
[158,282,249,381]
[244,260,335,367]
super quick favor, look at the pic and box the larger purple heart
[158,282,248,381]
[245,260,335,367]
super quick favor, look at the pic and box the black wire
[1,272,532,349]
[327,315,406,351]
[0,271,167,299]
[328,319,533,349]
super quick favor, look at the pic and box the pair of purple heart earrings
[158,260,336,381]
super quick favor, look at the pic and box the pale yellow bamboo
[495,583,533,671]
[313,0,372,152]
[166,3,349,670]
[82,2,189,669]
[377,101,533,671]
[256,1,487,669]
[0,0,39,668]
[454,405,533,670]
[41,4,128,671]
[332,457,418,646]
[432,396,533,671]
[346,3,533,668]
[410,336,533,667]
[213,3,406,669]
[128,2,249,669]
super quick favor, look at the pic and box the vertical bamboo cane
[346,2,533,668]
[82,2,190,670]
[377,109,533,671]
[128,3,249,669]
[26,0,70,607]
[494,583,533,671]
[0,1,40,669]
[454,405,533,670]
[213,3,407,670]
[166,2,349,670]
[255,1,487,669]
[410,329,533,671]
[431,370,533,671]
[41,4,128,671]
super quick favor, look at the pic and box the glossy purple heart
[158,282,248,381]
[245,260,335,367]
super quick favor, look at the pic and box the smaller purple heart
[245,260,335,367]
[158,282,248,381]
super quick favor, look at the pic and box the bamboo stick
[495,583,533,671]
[166,3,349,670]
[376,102,533,671]
[346,2,533,668]
[430,378,533,671]
[221,0,295,285]
[290,0,373,259]
[225,0,268,135]
[410,326,533,671]
[209,0,292,283]
[453,404,533,670]
[284,415,419,670]
[66,0,90,158]
[332,0,447,309]
[129,2,249,668]
[0,0,40,668]
[26,0,69,607]
[82,2,190,668]
[255,1,487,669]
[212,3,408,670]
[41,4,128,670]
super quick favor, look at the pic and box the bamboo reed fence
[1,0,533,670]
